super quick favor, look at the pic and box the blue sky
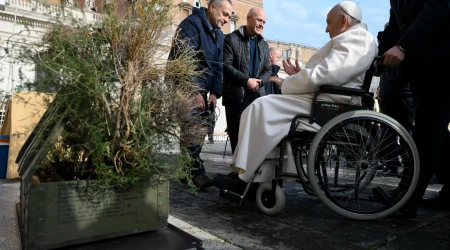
[263,0,390,48]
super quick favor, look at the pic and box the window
[282,50,290,58]
[230,20,236,32]
[193,0,202,8]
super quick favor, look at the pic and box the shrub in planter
[12,0,206,248]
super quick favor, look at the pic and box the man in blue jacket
[168,0,233,189]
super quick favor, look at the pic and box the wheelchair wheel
[256,182,286,216]
[293,145,315,195]
[307,110,419,220]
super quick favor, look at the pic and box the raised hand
[282,58,301,76]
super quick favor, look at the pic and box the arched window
[193,0,202,8]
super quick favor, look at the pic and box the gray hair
[333,5,361,26]
[208,0,232,8]
[269,47,280,54]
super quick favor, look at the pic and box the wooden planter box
[15,98,170,249]
[18,178,169,250]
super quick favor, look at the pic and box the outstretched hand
[283,58,301,76]
[268,76,284,87]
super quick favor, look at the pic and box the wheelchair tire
[307,110,419,220]
[293,147,315,196]
[256,182,286,216]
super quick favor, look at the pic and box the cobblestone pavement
[169,142,450,250]
[1,141,449,250]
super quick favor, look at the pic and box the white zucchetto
[338,1,362,22]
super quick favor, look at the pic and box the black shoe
[215,172,238,178]
[215,174,258,201]
[421,195,450,210]
[214,174,247,194]
[192,174,215,189]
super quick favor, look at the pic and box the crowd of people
[168,0,450,218]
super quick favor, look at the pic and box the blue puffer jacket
[168,7,224,98]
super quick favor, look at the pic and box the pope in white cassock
[214,1,378,192]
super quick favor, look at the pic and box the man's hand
[283,58,301,76]
[268,76,284,87]
[208,93,217,110]
[194,93,205,110]
[382,46,405,67]
[247,78,261,92]
[376,86,381,101]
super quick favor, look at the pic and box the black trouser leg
[379,96,415,172]
[180,95,209,177]
[410,92,450,205]
[225,104,245,154]
[437,131,450,196]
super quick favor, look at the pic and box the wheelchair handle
[374,56,385,61]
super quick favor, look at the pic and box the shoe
[215,172,238,178]
[421,195,450,210]
[215,174,258,201]
[214,174,247,194]
[192,174,215,189]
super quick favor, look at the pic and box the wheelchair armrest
[316,85,366,97]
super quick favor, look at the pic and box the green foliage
[15,0,204,195]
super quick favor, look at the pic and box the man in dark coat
[168,0,233,189]
[374,0,450,217]
[265,47,282,95]
[376,24,415,175]
[222,7,271,162]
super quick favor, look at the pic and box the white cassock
[232,23,378,183]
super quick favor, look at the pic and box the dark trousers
[437,130,450,196]
[225,103,247,154]
[379,96,415,171]
[181,95,209,177]
[206,109,216,137]
[410,90,450,204]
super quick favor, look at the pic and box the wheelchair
[222,56,420,220]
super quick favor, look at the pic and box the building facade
[0,0,102,95]
[0,0,321,137]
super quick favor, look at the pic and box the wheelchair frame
[222,56,420,220]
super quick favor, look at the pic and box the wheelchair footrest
[219,187,258,203]
[219,189,243,203]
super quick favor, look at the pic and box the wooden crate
[19,178,168,250]
[15,97,170,249]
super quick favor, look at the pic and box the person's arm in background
[382,0,449,67]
